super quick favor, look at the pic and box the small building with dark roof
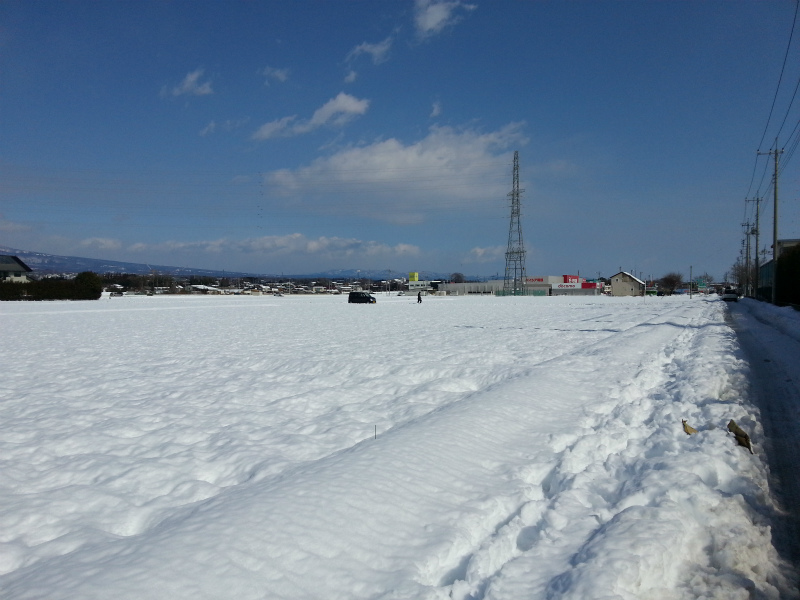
[0,255,33,283]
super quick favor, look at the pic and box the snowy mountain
[0,246,256,278]
[0,246,461,281]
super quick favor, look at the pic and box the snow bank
[744,300,800,344]
[0,295,796,598]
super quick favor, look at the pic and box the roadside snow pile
[746,300,800,344]
[0,294,796,599]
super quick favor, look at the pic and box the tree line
[0,272,103,301]
[6,263,794,303]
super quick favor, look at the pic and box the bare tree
[658,272,683,295]
[450,272,465,283]
[728,258,759,290]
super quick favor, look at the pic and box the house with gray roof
[0,255,33,283]
[609,271,645,297]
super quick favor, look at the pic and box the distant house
[610,271,645,297]
[0,255,33,283]
[191,284,222,295]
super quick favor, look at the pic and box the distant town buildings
[4,254,713,299]
[439,275,605,296]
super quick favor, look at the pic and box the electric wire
[779,116,800,172]
[775,74,800,144]
[756,0,799,152]
[743,0,799,273]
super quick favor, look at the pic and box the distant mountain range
[0,246,253,278]
[0,246,473,281]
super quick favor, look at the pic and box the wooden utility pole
[749,197,762,297]
[758,144,783,303]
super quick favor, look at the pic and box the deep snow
[726,299,800,573]
[0,293,798,599]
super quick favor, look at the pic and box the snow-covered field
[1,293,798,599]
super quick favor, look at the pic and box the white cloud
[306,92,370,129]
[430,101,442,118]
[164,68,213,97]
[465,245,504,264]
[346,37,393,65]
[344,70,358,83]
[80,237,122,251]
[252,93,369,140]
[264,122,528,222]
[390,243,420,256]
[135,239,228,254]
[200,121,216,137]
[261,66,290,85]
[0,216,30,232]
[127,235,419,263]
[252,116,298,140]
[202,117,251,137]
[414,0,477,39]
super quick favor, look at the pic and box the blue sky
[2,0,799,280]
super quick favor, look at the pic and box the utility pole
[758,143,783,303]
[742,220,752,297]
[503,151,527,295]
[747,196,762,298]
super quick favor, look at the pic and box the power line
[745,2,799,200]
[779,115,800,171]
[756,0,799,152]
[775,73,800,142]
[740,2,799,296]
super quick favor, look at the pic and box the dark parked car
[348,291,376,304]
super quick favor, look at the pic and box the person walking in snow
[417,291,422,303]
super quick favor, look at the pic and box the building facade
[758,238,800,300]
[0,255,33,283]
[438,275,603,296]
[609,272,645,297]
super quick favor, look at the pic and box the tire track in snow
[433,300,789,600]
[404,302,711,598]
[231,301,695,489]
[413,303,706,599]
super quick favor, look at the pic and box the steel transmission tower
[503,151,527,295]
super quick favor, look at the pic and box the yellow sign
[409,272,418,282]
